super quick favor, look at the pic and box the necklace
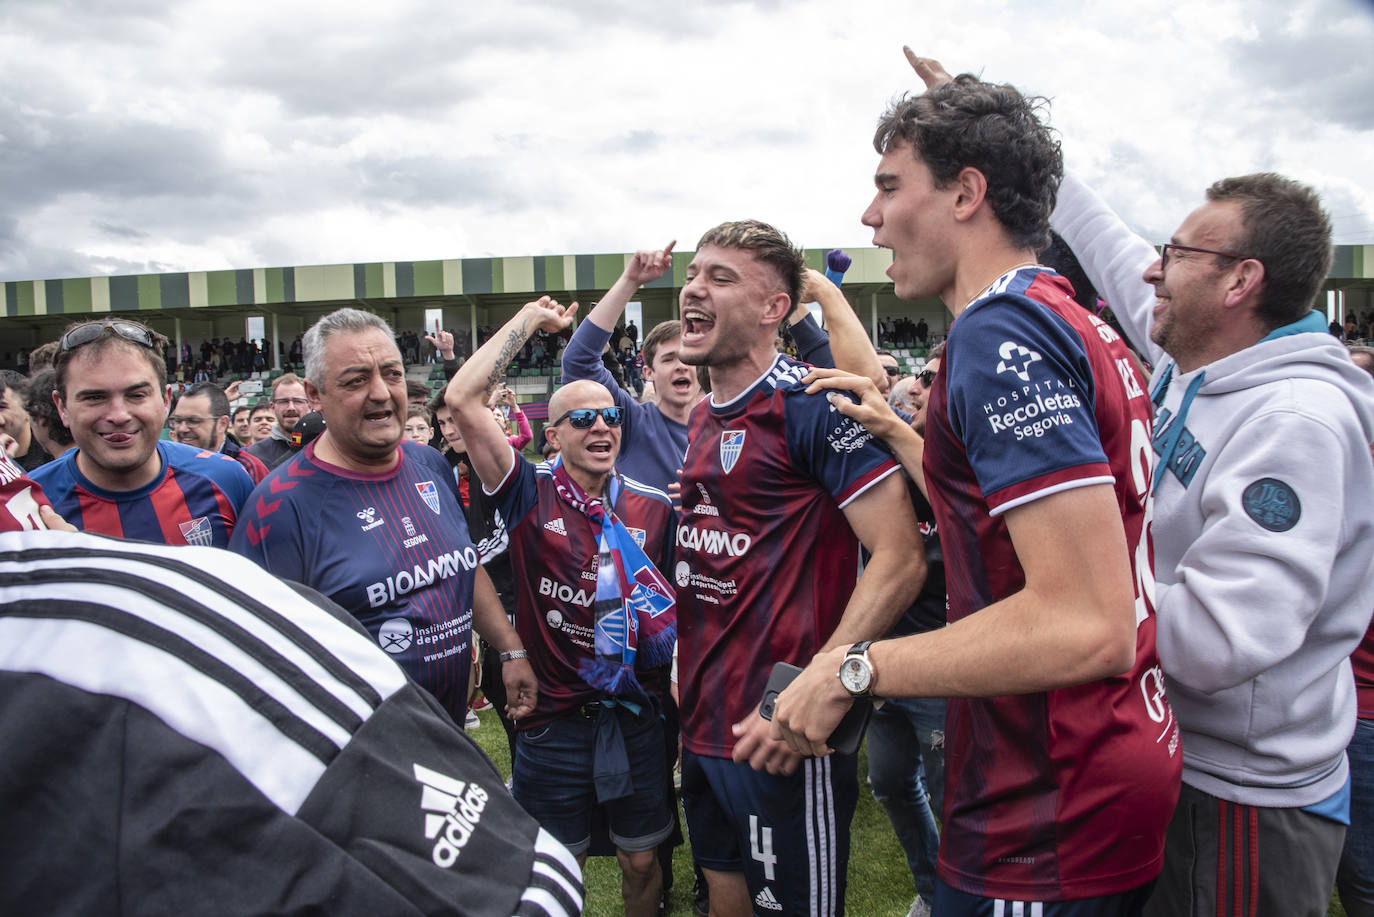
[963,261,1039,310]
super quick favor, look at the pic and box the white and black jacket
[0,531,582,916]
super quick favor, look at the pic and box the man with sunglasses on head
[1049,112,1374,917]
[169,382,269,484]
[244,373,311,470]
[30,319,254,547]
[447,297,678,917]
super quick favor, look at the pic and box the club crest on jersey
[626,527,646,549]
[178,516,213,547]
[995,340,1043,382]
[720,430,746,474]
[416,480,442,515]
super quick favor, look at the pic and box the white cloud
[0,0,1371,281]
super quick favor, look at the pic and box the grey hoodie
[1053,173,1374,807]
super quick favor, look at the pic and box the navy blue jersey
[489,450,676,729]
[923,266,1178,900]
[230,440,479,723]
[675,354,899,757]
[31,440,253,547]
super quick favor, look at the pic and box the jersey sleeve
[560,318,654,443]
[228,476,311,584]
[945,295,1112,514]
[783,389,899,508]
[485,449,541,533]
[788,313,834,368]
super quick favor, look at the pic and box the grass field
[468,709,1351,916]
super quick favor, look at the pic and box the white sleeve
[1154,408,1353,694]
[1051,173,1165,366]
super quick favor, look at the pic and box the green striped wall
[4,245,1371,319]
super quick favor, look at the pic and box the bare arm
[798,269,883,388]
[733,469,924,773]
[447,297,578,489]
[772,483,1136,756]
[471,566,537,720]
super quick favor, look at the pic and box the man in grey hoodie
[1053,168,1374,916]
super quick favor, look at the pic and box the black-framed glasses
[168,415,212,428]
[918,370,936,386]
[551,406,624,429]
[59,320,157,353]
[1160,243,1249,270]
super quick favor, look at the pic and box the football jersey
[229,439,479,724]
[675,353,899,757]
[923,266,1180,900]
[488,450,676,729]
[30,440,253,547]
[0,458,54,531]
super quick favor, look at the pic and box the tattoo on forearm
[485,320,529,395]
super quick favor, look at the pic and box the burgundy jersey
[923,266,1180,900]
[489,451,675,729]
[1353,623,1374,720]
[676,354,899,757]
[0,458,54,531]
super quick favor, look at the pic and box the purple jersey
[229,439,479,723]
[676,354,899,757]
[489,450,676,729]
[30,440,253,547]
[924,267,1180,900]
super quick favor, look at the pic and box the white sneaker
[465,710,481,730]
[905,898,932,917]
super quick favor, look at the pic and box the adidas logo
[414,762,490,868]
[543,516,567,537]
[754,887,782,911]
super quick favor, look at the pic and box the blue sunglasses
[551,406,624,429]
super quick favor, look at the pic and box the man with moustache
[244,373,310,469]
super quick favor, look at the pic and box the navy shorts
[935,881,1155,917]
[680,748,858,916]
[512,704,673,856]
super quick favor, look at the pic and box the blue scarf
[549,458,677,699]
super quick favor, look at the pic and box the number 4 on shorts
[749,814,777,881]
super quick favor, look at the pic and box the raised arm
[562,242,674,390]
[447,297,578,489]
[797,269,883,387]
[803,367,930,499]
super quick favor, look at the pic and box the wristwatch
[499,649,529,663]
[838,641,876,698]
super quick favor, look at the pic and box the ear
[544,423,563,454]
[762,291,792,328]
[215,415,230,441]
[304,379,322,406]
[1223,258,1266,311]
[53,388,69,427]
[951,166,990,224]
[162,385,174,421]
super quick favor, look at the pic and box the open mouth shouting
[681,308,715,347]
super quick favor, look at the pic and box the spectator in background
[0,372,50,471]
[247,402,276,445]
[22,369,74,460]
[169,382,270,484]
[404,405,433,445]
[244,374,310,470]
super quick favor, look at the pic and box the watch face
[839,657,871,694]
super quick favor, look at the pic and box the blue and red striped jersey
[31,440,253,547]
[229,439,479,724]
[488,451,675,729]
[675,353,899,757]
[924,266,1180,900]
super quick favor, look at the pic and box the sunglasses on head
[60,320,157,353]
[551,406,624,429]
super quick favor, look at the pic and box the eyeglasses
[883,366,901,377]
[1159,243,1249,270]
[918,370,936,386]
[59,320,157,353]
[168,415,212,428]
[272,397,310,408]
[551,406,625,429]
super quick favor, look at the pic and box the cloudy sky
[2,0,1372,283]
